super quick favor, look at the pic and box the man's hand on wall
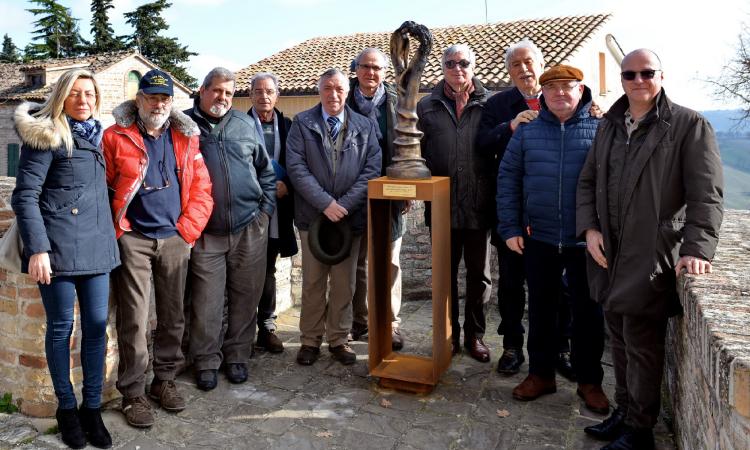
[675,255,713,275]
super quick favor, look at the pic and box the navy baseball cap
[139,69,174,96]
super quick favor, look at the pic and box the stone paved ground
[0,300,676,450]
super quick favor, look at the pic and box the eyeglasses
[541,82,580,93]
[68,91,96,101]
[252,88,276,97]
[142,149,171,191]
[357,63,384,72]
[141,94,173,106]
[620,70,661,81]
[444,59,471,70]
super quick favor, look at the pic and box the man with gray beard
[103,69,213,428]
[184,67,276,391]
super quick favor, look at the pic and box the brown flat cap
[539,65,584,85]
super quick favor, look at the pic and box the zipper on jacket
[558,122,565,252]
[113,129,149,228]
[217,133,233,233]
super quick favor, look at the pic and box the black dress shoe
[496,347,525,374]
[557,351,576,381]
[391,328,404,351]
[451,338,461,356]
[350,321,368,341]
[196,369,218,391]
[585,407,626,441]
[226,363,248,384]
[601,427,654,450]
[296,345,320,365]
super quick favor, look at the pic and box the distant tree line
[710,22,750,123]
[0,0,197,87]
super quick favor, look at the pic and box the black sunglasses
[444,59,471,69]
[621,69,661,81]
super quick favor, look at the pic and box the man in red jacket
[102,69,213,429]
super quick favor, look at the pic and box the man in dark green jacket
[577,49,723,450]
[185,67,276,392]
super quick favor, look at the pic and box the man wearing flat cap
[103,69,213,428]
[497,65,608,412]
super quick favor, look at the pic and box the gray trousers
[605,310,669,429]
[299,230,361,348]
[352,231,403,327]
[189,214,269,370]
[114,232,191,398]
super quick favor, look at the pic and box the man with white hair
[286,68,381,366]
[184,67,276,391]
[103,69,213,428]
[418,44,493,362]
[248,72,297,354]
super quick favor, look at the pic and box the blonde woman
[11,69,120,449]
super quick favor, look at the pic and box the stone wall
[665,209,750,450]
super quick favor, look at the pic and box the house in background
[231,14,623,116]
[0,50,193,177]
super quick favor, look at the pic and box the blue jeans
[39,274,110,409]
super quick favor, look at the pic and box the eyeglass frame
[140,93,173,106]
[541,81,581,93]
[356,63,385,72]
[444,59,472,70]
[620,69,661,81]
[141,139,172,191]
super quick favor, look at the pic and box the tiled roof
[0,50,137,101]
[235,14,611,96]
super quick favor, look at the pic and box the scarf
[251,108,282,239]
[68,117,103,147]
[443,80,475,120]
[353,83,386,139]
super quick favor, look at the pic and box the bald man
[576,49,723,449]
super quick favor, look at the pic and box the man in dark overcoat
[576,49,723,450]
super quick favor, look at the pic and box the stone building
[231,14,622,116]
[0,50,194,177]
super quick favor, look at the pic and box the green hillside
[717,137,750,210]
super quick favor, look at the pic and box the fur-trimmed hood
[14,102,63,150]
[112,100,200,137]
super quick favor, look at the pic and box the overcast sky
[1,0,747,111]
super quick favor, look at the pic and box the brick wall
[665,209,750,450]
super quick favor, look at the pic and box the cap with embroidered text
[139,69,174,96]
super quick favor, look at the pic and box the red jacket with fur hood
[102,100,213,244]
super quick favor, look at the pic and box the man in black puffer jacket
[185,67,276,391]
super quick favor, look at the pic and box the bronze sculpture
[387,21,433,179]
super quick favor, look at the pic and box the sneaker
[226,363,248,384]
[121,396,154,428]
[296,345,321,365]
[149,379,186,412]
[392,327,404,351]
[329,344,357,365]
[55,407,86,449]
[257,329,284,353]
[79,405,112,449]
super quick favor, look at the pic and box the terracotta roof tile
[235,14,611,95]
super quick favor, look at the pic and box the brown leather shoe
[149,379,185,412]
[577,383,610,414]
[512,374,557,401]
[464,336,490,362]
[121,396,154,428]
[257,329,284,353]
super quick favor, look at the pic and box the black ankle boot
[79,405,113,448]
[55,407,86,449]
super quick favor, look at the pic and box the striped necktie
[326,116,341,141]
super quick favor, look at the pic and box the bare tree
[709,23,750,121]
